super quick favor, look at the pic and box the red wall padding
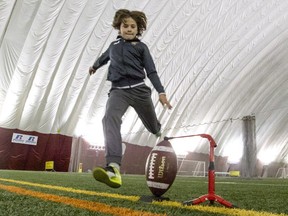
[78,138,153,174]
[0,128,72,172]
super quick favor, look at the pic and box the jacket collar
[117,35,140,42]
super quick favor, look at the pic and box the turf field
[0,170,287,216]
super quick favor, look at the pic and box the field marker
[0,183,163,216]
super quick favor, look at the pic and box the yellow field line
[0,178,286,216]
[0,183,165,216]
[0,177,138,201]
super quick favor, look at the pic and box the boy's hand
[89,66,96,75]
[159,94,172,109]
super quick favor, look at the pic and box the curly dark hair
[112,9,147,36]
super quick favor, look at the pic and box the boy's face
[120,17,138,40]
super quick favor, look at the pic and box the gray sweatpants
[102,84,161,165]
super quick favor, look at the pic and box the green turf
[0,170,287,216]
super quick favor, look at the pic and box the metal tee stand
[164,134,236,208]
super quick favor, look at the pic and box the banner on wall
[11,133,38,146]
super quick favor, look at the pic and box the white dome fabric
[0,0,288,163]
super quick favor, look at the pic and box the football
[145,139,178,197]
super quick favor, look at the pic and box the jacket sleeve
[92,46,110,70]
[142,43,165,93]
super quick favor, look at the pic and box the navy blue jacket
[93,36,165,93]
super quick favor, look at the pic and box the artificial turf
[0,170,287,216]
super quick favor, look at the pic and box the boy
[89,9,172,188]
